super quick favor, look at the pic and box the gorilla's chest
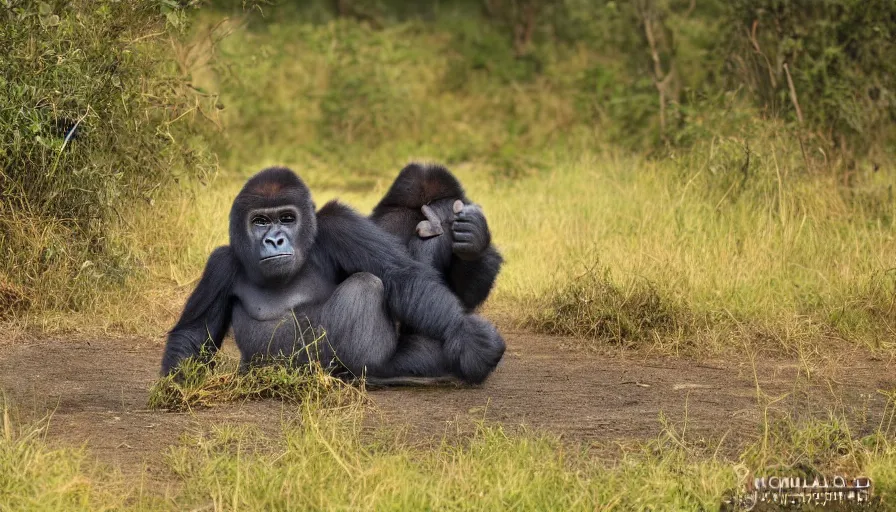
[230,269,336,358]
[232,268,334,322]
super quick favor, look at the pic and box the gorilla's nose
[264,235,286,248]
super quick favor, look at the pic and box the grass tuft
[148,355,365,412]
[525,266,694,349]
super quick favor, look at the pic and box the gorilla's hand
[451,200,491,260]
[445,315,506,384]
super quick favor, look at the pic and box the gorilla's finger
[421,204,443,227]
[416,220,443,238]
[453,200,464,214]
[456,206,484,222]
[453,231,474,242]
[452,220,475,233]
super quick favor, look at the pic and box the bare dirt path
[1,331,894,478]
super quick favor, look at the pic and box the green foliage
[209,0,895,173]
[725,0,896,154]
[0,0,216,314]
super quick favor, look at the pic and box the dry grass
[4,389,896,510]
[148,354,365,412]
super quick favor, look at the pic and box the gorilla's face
[246,206,304,282]
[230,167,318,286]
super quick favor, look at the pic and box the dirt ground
[1,330,894,479]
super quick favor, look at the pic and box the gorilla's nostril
[276,238,285,246]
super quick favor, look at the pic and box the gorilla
[370,163,503,313]
[160,166,505,385]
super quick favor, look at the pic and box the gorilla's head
[230,167,318,285]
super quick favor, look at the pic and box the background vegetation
[2,0,894,354]
[0,0,218,317]
[2,0,896,509]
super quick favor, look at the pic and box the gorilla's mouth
[260,253,294,262]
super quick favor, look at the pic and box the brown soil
[1,331,894,478]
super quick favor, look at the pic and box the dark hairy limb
[316,272,397,377]
[160,246,238,376]
[314,201,505,383]
[449,247,504,311]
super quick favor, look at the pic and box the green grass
[8,6,895,360]
[148,354,364,411]
[4,390,896,510]
[0,397,158,510]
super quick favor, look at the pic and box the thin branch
[748,20,777,89]
[782,62,804,124]
[783,62,813,172]
[642,7,668,138]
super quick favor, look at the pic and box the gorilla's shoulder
[209,245,236,259]
[317,200,360,219]
[315,200,398,251]
[316,200,368,228]
[204,245,240,278]
[315,200,377,238]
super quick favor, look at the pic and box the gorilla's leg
[363,335,461,387]
[317,272,397,377]
[319,272,459,384]
[383,335,451,377]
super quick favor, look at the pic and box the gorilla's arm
[315,202,504,382]
[315,202,464,335]
[371,204,502,311]
[160,246,237,376]
[447,203,503,311]
[449,248,503,311]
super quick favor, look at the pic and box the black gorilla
[371,163,503,312]
[160,166,505,384]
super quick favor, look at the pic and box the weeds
[10,390,896,510]
[525,265,693,349]
[0,0,217,316]
[148,354,366,412]
[0,396,144,510]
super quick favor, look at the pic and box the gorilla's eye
[280,213,296,224]
[251,216,270,226]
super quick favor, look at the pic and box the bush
[0,0,216,314]
[525,266,693,348]
[724,0,896,155]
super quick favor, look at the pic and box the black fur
[370,163,503,311]
[161,167,505,385]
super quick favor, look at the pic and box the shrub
[525,266,693,348]
[0,0,216,314]
[724,0,896,155]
